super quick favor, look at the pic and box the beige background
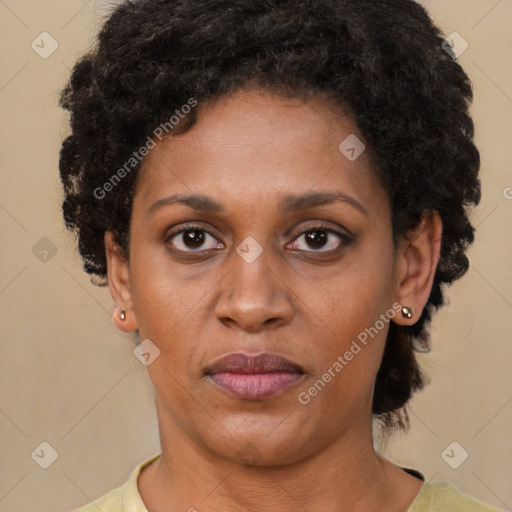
[0,1,511,511]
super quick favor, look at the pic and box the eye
[288,226,350,252]
[166,225,224,252]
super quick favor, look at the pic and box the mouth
[204,351,305,400]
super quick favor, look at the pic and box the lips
[204,352,305,400]
[204,352,304,375]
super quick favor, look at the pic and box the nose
[214,243,294,333]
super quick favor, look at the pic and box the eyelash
[165,223,351,254]
[288,224,352,252]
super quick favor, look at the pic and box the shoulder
[69,454,160,512]
[408,480,503,511]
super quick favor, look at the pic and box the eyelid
[165,223,218,241]
[289,220,351,237]
[286,224,351,251]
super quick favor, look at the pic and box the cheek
[301,254,393,342]
[129,238,204,335]
[295,246,395,391]
[303,283,389,388]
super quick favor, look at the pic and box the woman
[59,0,500,510]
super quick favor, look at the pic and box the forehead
[134,88,389,219]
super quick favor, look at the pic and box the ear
[393,210,443,325]
[104,231,138,333]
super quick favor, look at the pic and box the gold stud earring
[120,308,126,321]
[401,306,413,319]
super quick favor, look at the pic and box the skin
[105,87,442,512]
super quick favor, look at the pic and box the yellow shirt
[72,455,502,512]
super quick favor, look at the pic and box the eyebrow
[147,191,367,216]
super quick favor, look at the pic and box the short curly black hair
[59,0,480,432]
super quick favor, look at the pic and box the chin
[196,415,319,467]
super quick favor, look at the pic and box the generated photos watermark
[94,97,198,200]
[297,302,402,404]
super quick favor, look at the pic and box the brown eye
[288,227,349,252]
[167,226,223,252]
[305,230,329,249]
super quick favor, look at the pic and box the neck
[138,404,421,512]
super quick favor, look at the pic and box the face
[106,87,440,465]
